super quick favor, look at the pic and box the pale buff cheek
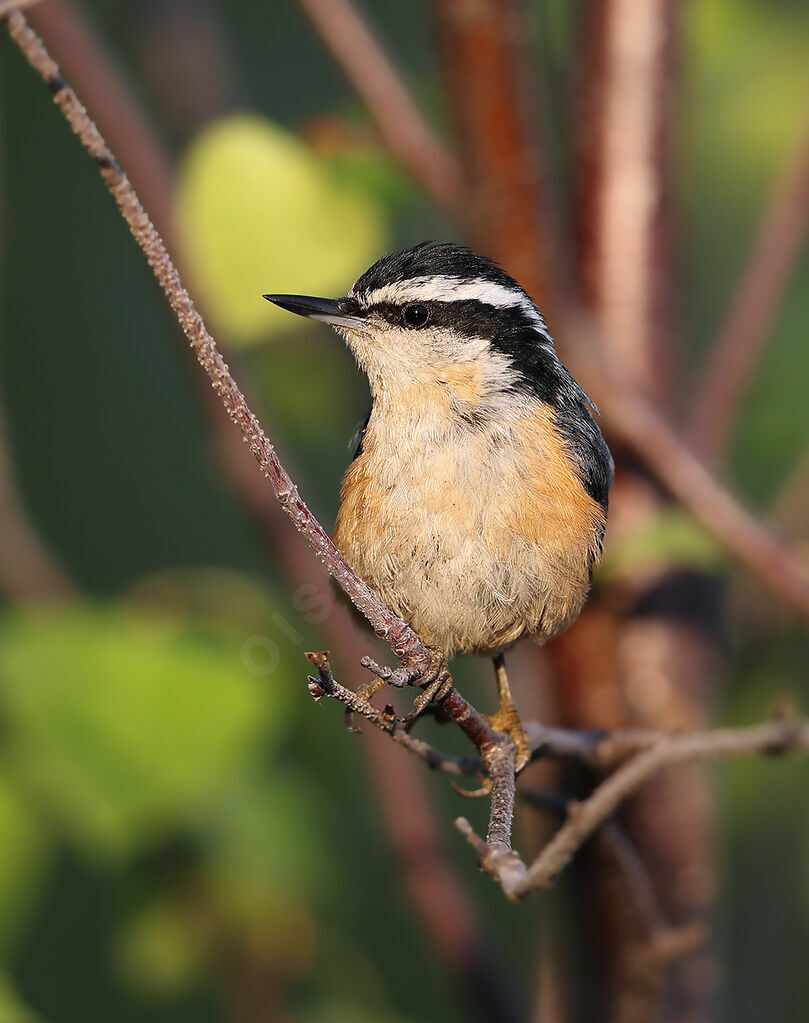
[341,325,495,400]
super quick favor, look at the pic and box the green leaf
[685,0,809,206]
[0,772,49,952]
[177,114,389,344]
[0,972,40,1023]
[0,607,282,861]
[200,771,327,913]
[115,902,206,995]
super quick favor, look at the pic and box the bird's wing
[348,408,372,461]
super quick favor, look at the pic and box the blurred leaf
[126,567,289,638]
[686,0,809,203]
[177,114,388,343]
[201,772,327,913]
[599,508,724,580]
[0,972,39,1023]
[115,901,205,996]
[0,772,49,952]
[0,607,283,861]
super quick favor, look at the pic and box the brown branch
[307,650,521,862]
[433,0,549,307]
[573,0,679,403]
[557,304,809,627]
[1,8,436,675]
[25,0,175,244]
[294,0,462,209]
[10,6,809,940]
[687,100,809,462]
[521,790,708,966]
[457,716,809,900]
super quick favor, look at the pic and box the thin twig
[4,5,522,919]
[10,6,809,919]
[26,0,175,242]
[687,100,809,462]
[0,8,435,676]
[294,0,462,209]
[521,790,708,964]
[461,716,809,900]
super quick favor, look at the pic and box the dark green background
[1,1,808,1020]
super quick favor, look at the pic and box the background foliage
[1,1,809,1020]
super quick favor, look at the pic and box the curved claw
[451,777,491,799]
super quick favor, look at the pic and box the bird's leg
[486,653,531,772]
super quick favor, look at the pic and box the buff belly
[332,402,605,658]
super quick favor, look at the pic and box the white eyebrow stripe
[360,275,525,307]
[355,274,553,341]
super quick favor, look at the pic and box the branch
[687,100,809,462]
[307,650,521,856]
[558,305,809,627]
[432,0,549,307]
[1,8,438,677]
[521,790,708,968]
[294,0,462,209]
[457,716,809,900]
[10,5,809,919]
[25,0,175,242]
[572,0,678,401]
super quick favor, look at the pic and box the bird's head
[264,242,566,411]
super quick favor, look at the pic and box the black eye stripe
[359,298,546,339]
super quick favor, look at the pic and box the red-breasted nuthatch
[265,243,613,754]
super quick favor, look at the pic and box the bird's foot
[487,654,531,772]
[360,647,451,724]
[484,704,531,773]
[406,646,452,720]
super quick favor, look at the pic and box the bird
[265,242,613,764]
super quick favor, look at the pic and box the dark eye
[402,303,429,328]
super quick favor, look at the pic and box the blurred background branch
[687,100,809,463]
[294,0,462,209]
[0,2,808,1023]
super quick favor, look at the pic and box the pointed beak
[263,294,365,329]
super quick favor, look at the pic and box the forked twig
[457,715,809,900]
